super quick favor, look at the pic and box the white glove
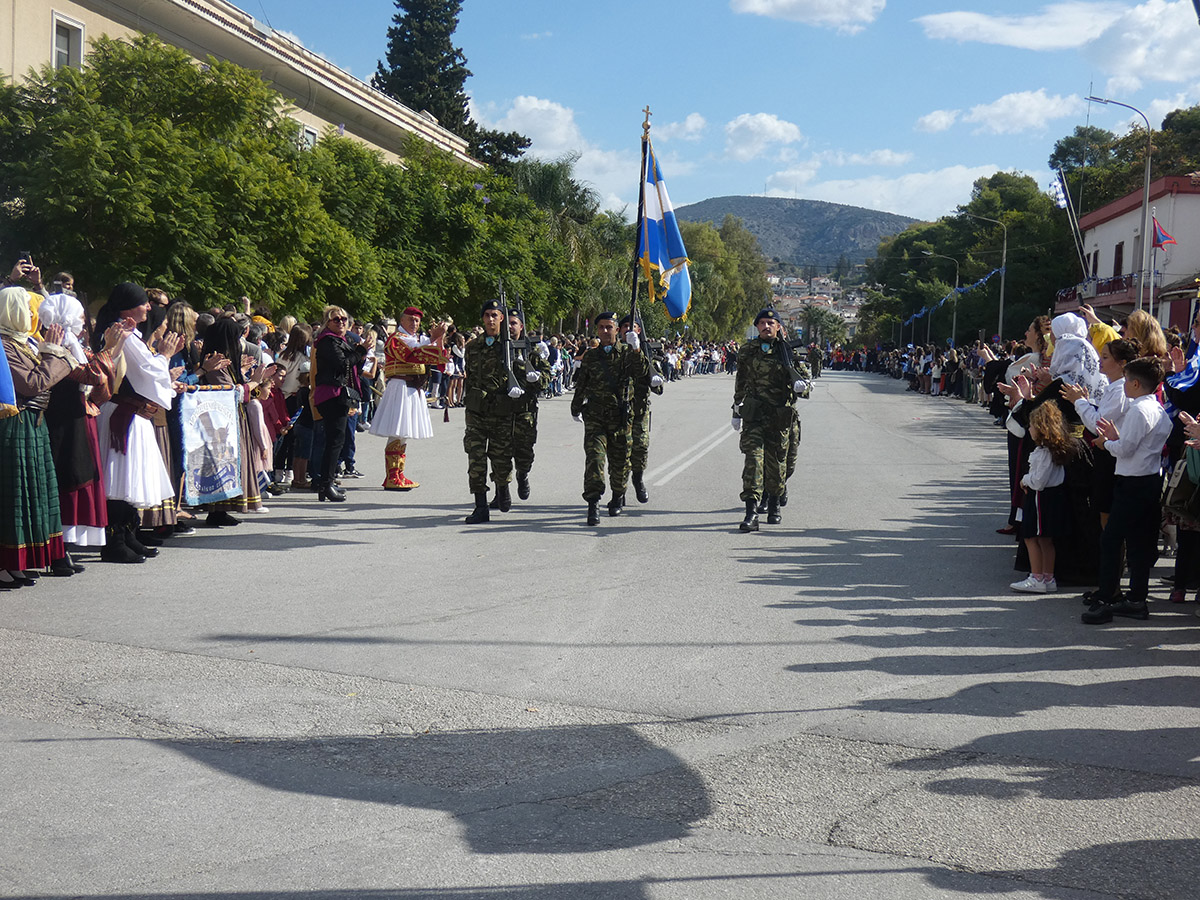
[650,375,663,387]
[573,412,584,423]
[793,379,811,394]
[731,416,742,432]
[507,386,524,399]
[625,331,640,351]
[525,370,540,383]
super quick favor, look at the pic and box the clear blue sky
[251,1,1200,220]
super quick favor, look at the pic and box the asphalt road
[3,369,1199,900]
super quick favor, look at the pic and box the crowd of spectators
[858,303,1200,622]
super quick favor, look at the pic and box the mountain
[675,196,921,267]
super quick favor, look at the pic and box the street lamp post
[923,250,961,346]
[961,211,1007,340]
[1086,96,1153,311]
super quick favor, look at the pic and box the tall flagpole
[1058,167,1088,278]
[1149,206,1158,321]
[630,107,652,326]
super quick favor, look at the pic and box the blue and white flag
[1049,176,1068,210]
[638,141,692,319]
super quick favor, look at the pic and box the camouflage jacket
[464,334,512,416]
[570,342,650,424]
[509,344,551,413]
[733,337,811,422]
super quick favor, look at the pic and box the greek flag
[1049,176,1068,210]
[638,141,692,319]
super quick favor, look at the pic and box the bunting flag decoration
[638,140,692,319]
[903,266,1006,326]
[1152,216,1176,249]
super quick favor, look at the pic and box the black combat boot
[586,500,600,526]
[465,492,490,524]
[757,497,768,514]
[739,499,759,533]
[779,487,789,508]
[766,495,781,525]
[495,483,512,512]
[632,470,649,503]
[608,493,625,517]
[517,471,530,500]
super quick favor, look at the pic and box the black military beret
[596,311,617,323]
[508,308,524,322]
[618,314,634,327]
[754,308,781,324]
[481,298,503,316]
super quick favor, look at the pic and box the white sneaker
[1042,578,1057,593]
[1010,576,1047,593]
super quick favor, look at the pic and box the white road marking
[652,427,740,487]
[642,423,732,483]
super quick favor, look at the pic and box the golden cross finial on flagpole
[642,106,652,137]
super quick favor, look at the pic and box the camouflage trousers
[582,417,632,501]
[629,404,650,472]
[464,411,513,494]
[513,408,537,475]
[739,418,790,502]
[785,410,800,480]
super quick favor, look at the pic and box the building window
[53,15,84,70]
[298,126,319,151]
[1090,250,1099,277]
[1113,241,1123,278]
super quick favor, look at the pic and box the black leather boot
[516,471,530,500]
[101,526,145,564]
[586,500,600,526]
[779,487,789,508]
[632,471,648,504]
[740,499,759,533]
[766,495,781,525]
[124,524,158,558]
[465,491,490,524]
[318,481,346,502]
[757,497,768,514]
[496,483,512,512]
[607,493,625,517]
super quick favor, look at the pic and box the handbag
[1162,455,1200,524]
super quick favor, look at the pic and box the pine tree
[372,0,472,133]
[372,0,529,169]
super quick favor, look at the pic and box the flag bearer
[618,314,665,503]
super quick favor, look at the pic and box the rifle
[498,279,521,396]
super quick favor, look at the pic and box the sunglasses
[331,316,348,323]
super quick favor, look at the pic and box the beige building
[1,0,479,167]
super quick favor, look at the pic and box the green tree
[1048,125,1115,173]
[0,35,332,311]
[372,0,528,169]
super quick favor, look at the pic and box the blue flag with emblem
[638,140,692,319]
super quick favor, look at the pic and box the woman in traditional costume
[0,286,77,585]
[38,292,130,569]
[94,283,182,563]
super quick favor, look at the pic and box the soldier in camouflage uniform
[732,308,811,532]
[462,299,525,524]
[504,309,551,503]
[570,311,651,525]
[618,314,665,503]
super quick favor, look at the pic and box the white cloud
[1087,0,1200,91]
[916,2,1126,50]
[655,113,708,142]
[472,95,638,214]
[916,109,960,133]
[962,89,1085,134]
[724,112,804,162]
[731,0,885,33]
[765,164,1006,220]
[828,149,914,167]
[520,31,553,40]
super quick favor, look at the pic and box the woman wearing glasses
[311,306,368,502]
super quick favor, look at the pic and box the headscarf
[39,292,88,364]
[1050,312,1105,399]
[93,282,149,352]
[0,285,34,339]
